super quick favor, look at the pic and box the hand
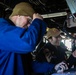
[33,13,43,20]
[72,50,76,58]
[55,62,68,73]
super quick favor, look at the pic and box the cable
[39,0,45,6]
[0,2,12,11]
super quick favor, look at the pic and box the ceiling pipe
[41,12,67,18]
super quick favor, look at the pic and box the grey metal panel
[66,0,76,14]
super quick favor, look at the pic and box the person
[66,50,76,68]
[32,28,67,74]
[32,48,55,75]
[66,33,76,68]
[55,49,76,73]
[0,2,47,75]
[44,28,67,64]
[71,33,76,52]
[56,33,76,73]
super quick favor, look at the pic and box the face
[15,16,32,28]
[51,35,62,46]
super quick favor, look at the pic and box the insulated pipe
[41,12,67,18]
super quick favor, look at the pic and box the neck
[51,41,60,46]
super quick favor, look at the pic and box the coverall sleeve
[0,18,46,53]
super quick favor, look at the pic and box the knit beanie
[10,2,35,18]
